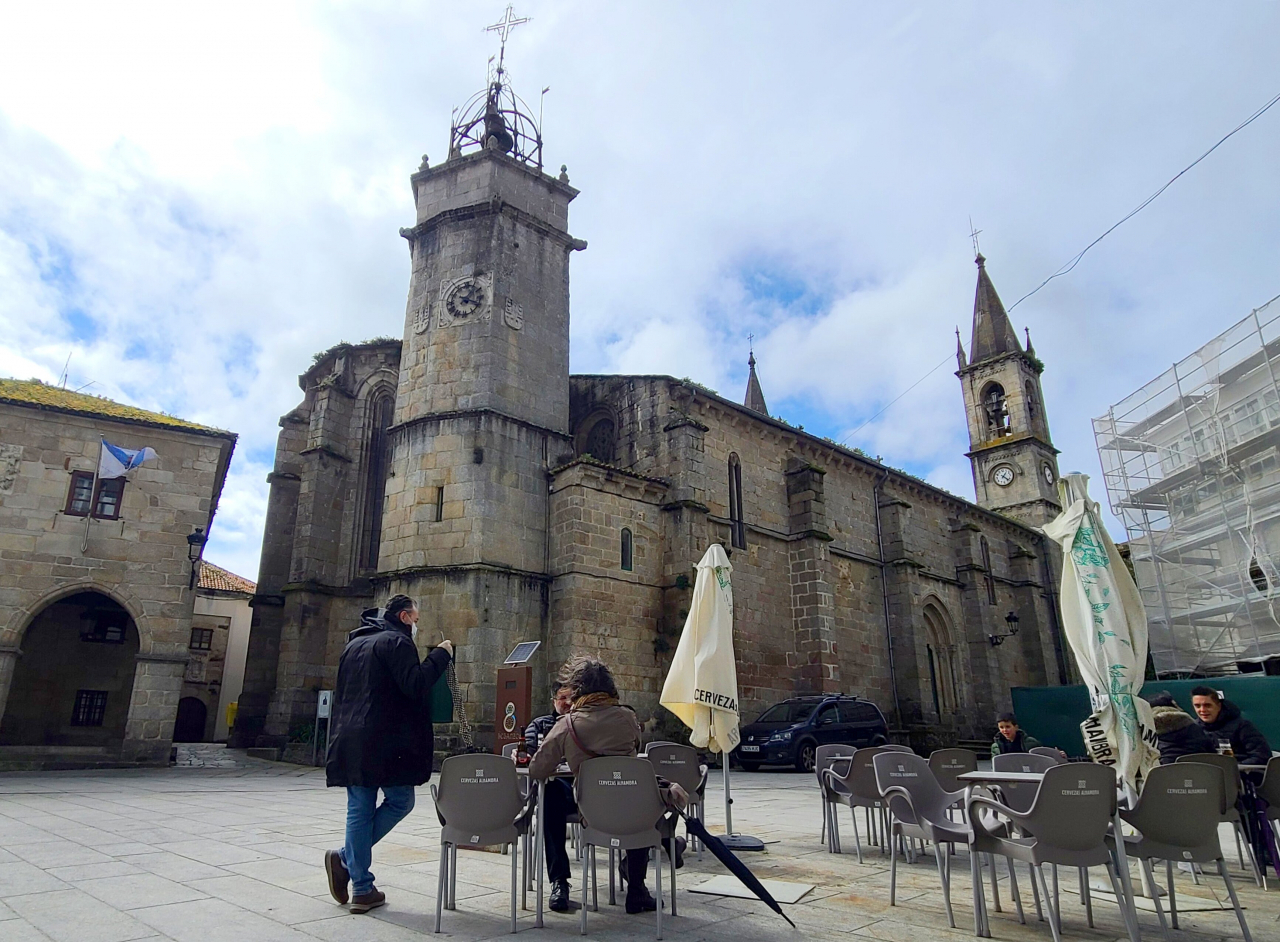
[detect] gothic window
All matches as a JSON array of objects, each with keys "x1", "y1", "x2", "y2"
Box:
[
  {"x1": 728, "y1": 453, "x2": 746, "y2": 549},
  {"x1": 1025, "y1": 380, "x2": 1038, "y2": 427},
  {"x1": 576, "y1": 411, "x2": 616, "y2": 463},
  {"x1": 358, "y1": 392, "x2": 395, "y2": 571},
  {"x1": 620, "y1": 527, "x2": 633, "y2": 571},
  {"x1": 584, "y1": 419, "x2": 616, "y2": 463},
  {"x1": 923, "y1": 603, "x2": 958, "y2": 717},
  {"x1": 982, "y1": 383, "x2": 1011, "y2": 437},
  {"x1": 980, "y1": 536, "x2": 997, "y2": 605}
]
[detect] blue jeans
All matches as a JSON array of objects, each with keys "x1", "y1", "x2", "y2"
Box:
[{"x1": 340, "y1": 785, "x2": 416, "y2": 895}]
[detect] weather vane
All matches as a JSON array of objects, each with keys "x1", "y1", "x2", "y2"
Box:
[{"x1": 486, "y1": 4, "x2": 530, "y2": 76}]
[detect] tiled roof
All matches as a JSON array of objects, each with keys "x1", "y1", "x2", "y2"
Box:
[
  {"x1": 0, "y1": 378, "x2": 235, "y2": 438},
  {"x1": 198, "y1": 560, "x2": 256, "y2": 595}
]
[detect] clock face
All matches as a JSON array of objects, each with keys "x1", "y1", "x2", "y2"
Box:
[
  {"x1": 993, "y1": 466, "x2": 1015, "y2": 487},
  {"x1": 446, "y1": 279, "x2": 484, "y2": 318},
  {"x1": 1042, "y1": 464, "x2": 1055, "y2": 486}
]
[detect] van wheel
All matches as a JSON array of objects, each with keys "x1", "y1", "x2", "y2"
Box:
[{"x1": 795, "y1": 741, "x2": 817, "y2": 773}]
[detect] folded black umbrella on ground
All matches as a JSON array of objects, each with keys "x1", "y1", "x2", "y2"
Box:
[{"x1": 681, "y1": 813, "x2": 796, "y2": 927}]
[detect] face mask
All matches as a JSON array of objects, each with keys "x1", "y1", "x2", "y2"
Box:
[{"x1": 411, "y1": 623, "x2": 420, "y2": 642}]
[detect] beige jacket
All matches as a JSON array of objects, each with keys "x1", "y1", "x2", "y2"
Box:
[{"x1": 528, "y1": 700, "x2": 641, "y2": 779}]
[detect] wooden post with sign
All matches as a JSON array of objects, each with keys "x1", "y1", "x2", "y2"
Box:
[{"x1": 494, "y1": 641, "x2": 541, "y2": 755}]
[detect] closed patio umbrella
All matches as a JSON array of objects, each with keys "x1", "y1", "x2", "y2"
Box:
[
  {"x1": 660, "y1": 544, "x2": 763, "y2": 850},
  {"x1": 1041, "y1": 473, "x2": 1160, "y2": 794}
]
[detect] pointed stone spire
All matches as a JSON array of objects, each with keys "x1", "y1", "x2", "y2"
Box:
[
  {"x1": 744, "y1": 351, "x2": 769, "y2": 416},
  {"x1": 1024, "y1": 326, "x2": 1036, "y2": 359},
  {"x1": 968, "y1": 253, "x2": 1023, "y2": 364},
  {"x1": 955, "y1": 327, "x2": 967, "y2": 370}
]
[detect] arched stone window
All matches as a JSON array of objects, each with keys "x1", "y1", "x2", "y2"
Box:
[
  {"x1": 575, "y1": 411, "x2": 616, "y2": 463},
  {"x1": 982, "y1": 382, "x2": 1011, "y2": 437},
  {"x1": 922, "y1": 602, "x2": 959, "y2": 717},
  {"x1": 358, "y1": 391, "x2": 395, "y2": 571},
  {"x1": 728, "y1": 453, "x2": 746, "y2": 549},
  {"x1": 980, "y1": 535, "x2": 997, "y2": 605},
  {"x1": 1025, "y1": 380, "x2": 1038, "y2": 427},
  {"x1": 620, "y1": 527, "x2": 633, "y2": 571}
]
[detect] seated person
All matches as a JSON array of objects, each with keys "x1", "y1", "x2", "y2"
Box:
[
  {"x1": 990, "y1": 712, "x2": 1042, "y2": 756},
  {"x1": 530, "y1": 655, "x2": 686, "y2": 916},
  {"x1": 1190, "y1": 686, "x2": 1272, "y2": 766},
  {"x1": 1147, "y1": 691, "x2": 1215, "y2": 764},
  {"x1": 523, "y1": 685, "x2": 578, "y2": 912}
]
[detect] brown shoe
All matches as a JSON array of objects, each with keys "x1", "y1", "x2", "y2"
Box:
[
  {"x1": 324, "y1": 850, "x2": 349, "y2": 904},
  {"x1": 349, "y1": 888, "x2": 386, "y2": 914}
]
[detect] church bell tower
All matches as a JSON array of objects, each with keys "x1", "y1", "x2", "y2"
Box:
[
  {"x1": 376, "y1": 16, "x2": 584, "y2": 721},
  {"x1": 956, "y1": 254, "x2": 1061, "y2": 526}
]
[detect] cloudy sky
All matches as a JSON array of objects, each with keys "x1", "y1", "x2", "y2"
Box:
[{"x1": 2, "y1": 2, "x2": 1278, "y2": 580}]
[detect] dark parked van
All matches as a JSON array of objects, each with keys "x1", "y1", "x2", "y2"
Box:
[{"x1": 734, "y1": 695, "x2": 889, "y2": 772}]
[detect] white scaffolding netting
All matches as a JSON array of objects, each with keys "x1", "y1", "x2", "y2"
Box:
[{"x1": 1094, "y1": 294, "x2": 1280, "y2": 676}]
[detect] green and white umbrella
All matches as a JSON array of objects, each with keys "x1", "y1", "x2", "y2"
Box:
[{"x1": 1042, "y1": 473, "x2": 1159, "y2": 794}]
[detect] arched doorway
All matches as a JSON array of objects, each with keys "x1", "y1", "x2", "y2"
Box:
[
  {"x1": 173, "y1": 698, "x2": 208, "y2": 743},
  {"x1": 0, "y1": 592, "x2": 139, "y2": 749}
]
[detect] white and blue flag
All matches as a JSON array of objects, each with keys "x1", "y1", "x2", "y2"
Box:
[{"x1": 98, "y1": 439, "x2": 158, "y2": 480}]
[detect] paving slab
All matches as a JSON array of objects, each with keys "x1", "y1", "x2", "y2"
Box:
[{"x1": 0, "y1": 762, "x2": 1275, "y2": 942}]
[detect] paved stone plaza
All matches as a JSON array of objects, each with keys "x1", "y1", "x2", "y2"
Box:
[{"x1": 0, "y1": 756, "x2": 1274, "y2": 942}]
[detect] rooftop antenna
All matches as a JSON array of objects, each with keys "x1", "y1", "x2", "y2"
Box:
[
  {"x1": 539, "y1": 85, "x2": 550, "y2": 137},
  {"x1": 59, "y1": 350, "x2": 73, "y2": 388},
  {"x1": 485, "y1": 4, "x2": 530, "y2": 79},
  {"x1": 969, "y1": 216, "x2": 983, "y2": 258}
]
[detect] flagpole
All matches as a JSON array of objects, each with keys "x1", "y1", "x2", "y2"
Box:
[{"x1": 81, "y1": 439, "x2": 102, "y2": 554}]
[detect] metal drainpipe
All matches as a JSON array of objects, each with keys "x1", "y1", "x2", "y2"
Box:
[{"x1": 874, "y1": 470, "x2": 902, "y2": 727}]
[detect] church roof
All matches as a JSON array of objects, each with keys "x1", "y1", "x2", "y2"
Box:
[
  {"x1": 743, "y1": 353, "x2": 769, "y2": 416},
  {"x1": 968, "y1": 254, "x2": 1023, "y2": 364},
  {"x1": 198, "y1": 560, "x2": 256, "y2": 595},
  {"x1": 0, "y1": 378, "x2": 235, "y2": 439}
]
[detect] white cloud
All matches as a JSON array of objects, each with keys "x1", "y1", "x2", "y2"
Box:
[{"x1": 3, "y1": 2, "x2": 1279, "y2": 578}]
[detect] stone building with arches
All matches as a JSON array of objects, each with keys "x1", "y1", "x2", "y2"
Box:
[
  {"x1": 234, "y1": 90, "x2": 1072, "y2": 752},
  {"x1": 0, "y1": 380, "x2": 236, "y2": 769}
]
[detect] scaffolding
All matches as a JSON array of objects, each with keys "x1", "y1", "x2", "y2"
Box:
[{"x1": 1094, "y1": 294, "x2": 1280, "y2": 676}]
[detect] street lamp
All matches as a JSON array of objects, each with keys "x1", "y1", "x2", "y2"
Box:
[
  {"x1": 187, "y1": 527, "x2": 208, "y2": 589},
  {"x1": 989, "y1": 610, "x2": 1020, "y2": 647}
]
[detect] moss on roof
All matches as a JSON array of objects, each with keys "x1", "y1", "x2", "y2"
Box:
[{"x1": 0, "y1": 378, "x2": 235, "y2": 439}]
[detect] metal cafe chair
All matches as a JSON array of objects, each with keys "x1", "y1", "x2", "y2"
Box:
[
  {"x1": 1177, "y1": 752, "x2": 1264, "y2": 885},
  {"x1": 822, "y1": 745, "x2": 896, "y2": 861},
  {"x1": 1029, "y1": 746, "x2": 1067, "y2": 763},
  {"x1": 1259, "y1": 756, "x2": 1280, "y2": 886},
  {"x1": 968, "y1": 763, "x2": 1135, "y2": 942},
  {"x1": 431, "y1": 754, "x2": 525, "y2": 934},
  {"x1": 644, "y1": 743, "x2": 707, "y2": 858},
  {"x1": 815, "y1": 744, "x2": 857, "y2": 844},
  {"x1": 574, "y1": 756, "x2": 674, "y2": 939},
  {"x1": 873, "y1": 751, "x2": 973, "y2": 928},
  {"x1": 1109, "y1": 762, "x2": 1253, "y2": 942}
]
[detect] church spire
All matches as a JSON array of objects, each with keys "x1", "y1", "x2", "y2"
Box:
[
  {"x1": 744, "y1": 350, "x2": 769, "y2": 416},
  {"x1": 1024, "y1": 326, "x2": 1036, "y2": 359},
  {"x1": 968, "y1": 253, "x2": 1023, "y2": 364},
  {"x1": 955, "y1": 327, "x2": 967, "y2": 370}
]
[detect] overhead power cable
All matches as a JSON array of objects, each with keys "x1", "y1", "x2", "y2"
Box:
[
  {"x1": 840, "y1": 348, "x2": 955, "y2": 446},
  {"x1": 1009, "y1": 88, "x2": 1280, "y2": 311}
]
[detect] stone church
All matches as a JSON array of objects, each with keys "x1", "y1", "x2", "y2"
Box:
[{"x1": 233, "y1": 68, "x2": 1070, "y2": 754}]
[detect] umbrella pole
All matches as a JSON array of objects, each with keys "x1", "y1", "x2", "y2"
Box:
[{"x1": 719, "y1": 751, "x2": 765, "y2": 851}]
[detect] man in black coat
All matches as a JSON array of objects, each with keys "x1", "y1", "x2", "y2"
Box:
[
  {"x1": 323, "y1": 595, "x2": 454, "y2": 913},
  {"x1": 1190, "y1": 686, "x2": 1272, "y2": 766}
]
